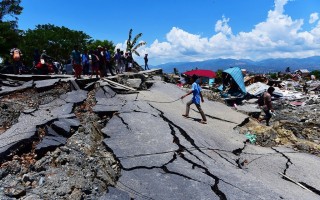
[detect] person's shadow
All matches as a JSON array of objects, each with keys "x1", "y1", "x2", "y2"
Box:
[{"x1": 185, "y1": 116, "x2": 202, "y2": 123}]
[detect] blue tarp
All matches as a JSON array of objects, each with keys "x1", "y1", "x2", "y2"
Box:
[{"x1": 223, "y1": 67, "x2": 246, "y2": 94}]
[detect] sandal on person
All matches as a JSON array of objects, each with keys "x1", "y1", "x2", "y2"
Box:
[
  {"x1": 182, "y1": 114, "x2": 189, "y2": 118},
  {"x1": 200, "y1": 120, "x2": 207, "y2": 124}
]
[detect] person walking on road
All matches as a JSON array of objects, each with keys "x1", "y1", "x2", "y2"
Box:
[{"x1": 181, "y1": 74, "x2": 207, "y2": 124}]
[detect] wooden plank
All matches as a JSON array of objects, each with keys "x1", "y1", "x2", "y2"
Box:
[
  {"x1": 102, "y1": 78, "x2": 136, "y2": 91},
  {"x1": 278, "y1": 172, "x2": 313, "y2": 192},
  {"x1": 70, "y1": 79, "x2": 80, "y2": 90}
]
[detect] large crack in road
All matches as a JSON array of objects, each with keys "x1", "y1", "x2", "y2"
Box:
[
  {"x1": 114, "y1": 102, "x2": 261, "y2": 199},
  {"x1": 271, "y1": 147, "x2": 320, "y2": 197},
  {"x1": 271, "y1": 147, "x2": 292, "y2": 175}
]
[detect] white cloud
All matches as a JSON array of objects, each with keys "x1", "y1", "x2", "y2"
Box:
[
  {"x1": 125, "y1": 0, "x2": 320, "y2": 65},
  {"x1": 309, "y1": 12, "x2": 319, "y2": 24},
  {"x1": 215, "y1": 16, "x2": 232, "y2": 35}
]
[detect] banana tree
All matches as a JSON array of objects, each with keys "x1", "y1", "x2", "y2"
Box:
[{"x1": 126, "y1": 28, "x2": 146, "y2": 56}]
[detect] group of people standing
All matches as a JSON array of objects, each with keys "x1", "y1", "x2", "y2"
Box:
[
  {"x1": 8, "y1": 45, "x2": 146, "y2": 78},
  {"x1": 72, "y1": 46, "x2": 135, "y2": 79}
]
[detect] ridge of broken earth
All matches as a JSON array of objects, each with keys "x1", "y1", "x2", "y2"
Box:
[
  {"x1": 35, "y1": 117, "x2": 80, "y2": 157},
  {"x1": 238, "y1": 119, "x2": 320, "y2": 156},
  {"x1": 1, "y1": 79, "x2": 24, "y2": 87},
  {"x1": 0, "y1": 73, "x2": 73, "y2": 82},
  {"x1": 0, "y1": 82, "x2": 70, "y2": 131},
  {"x1": 34, "y1": 79, "x2": 61, "y2": 92},
  {"x1": 0, "y1": 115, "x2": 80, "y2": 165},
  {"x1": 74, "y1": 78, "x2": 99, "y2": 89},
  {"x1": 0, "y1": 82, "x2": 84, "y2": 163},
  {"x1": 0, "y1": 80, "x2": 34, "y2": 97},
  {"x1": 0, "y1": 84, "x2": 120, "y2": 199}
]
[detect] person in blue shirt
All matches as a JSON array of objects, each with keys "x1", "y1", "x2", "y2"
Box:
[
  {"x1": 105, "y1": 48, "x2": 115, "y2": 76},
  {"x1": 181, "y1": 74, "x2": 207, "y2": 124}
]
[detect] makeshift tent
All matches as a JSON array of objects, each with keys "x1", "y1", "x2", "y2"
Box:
[
  {"x1": 183, "y1": 69, "x2": 216, "y2": 78},
  {"x1": 222, "y1": 67, "x2": 246, "y2": 94}
]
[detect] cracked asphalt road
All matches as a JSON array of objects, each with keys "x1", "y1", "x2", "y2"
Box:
[{"x1": 100, "y1": 80, "x2": 320, "y2": 200}]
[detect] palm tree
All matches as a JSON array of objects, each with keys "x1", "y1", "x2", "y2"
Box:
[{"x1": 126, "y1": 28, "x2": 146, "y2": 56}]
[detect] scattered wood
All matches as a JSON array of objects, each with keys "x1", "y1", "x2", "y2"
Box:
[{"x1": 102, "y1": 78, "x2": 136, "y2": 91}]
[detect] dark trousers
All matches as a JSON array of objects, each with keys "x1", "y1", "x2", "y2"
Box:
[
  {"x1": 12, "y1": 61, "x2": 22, "y2": 74},
  {"x1": 99, "y1": 63, "x2": 107, "y2": 77},
  {"x1": 106, "y1": 61, "x2": 115, "y2": 76},
  {"x1": 83, "y1": 63, "x2": 90, "y2": 75},
  {"x1": 263, "y1": 109, "x2": 272, "y2": 126},
  {"x1": 145, "y1": 63, "x2": 150, "y2": 70},
  {"x1": 185, "y1": 100, "x2": 207, "y2": 121}
]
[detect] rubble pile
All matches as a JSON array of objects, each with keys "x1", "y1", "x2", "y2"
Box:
[{"x1": 238, "y1": 86, "x2": 320, "y2": 156}]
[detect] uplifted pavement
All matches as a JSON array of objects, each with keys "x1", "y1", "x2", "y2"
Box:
[{"x1": 100, "y1": 80, "x2": 320, "y2": 200}]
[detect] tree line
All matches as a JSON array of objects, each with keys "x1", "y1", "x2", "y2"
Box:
[{"x1": 0, "y1": 0, "x2": 145, "y2": 67}]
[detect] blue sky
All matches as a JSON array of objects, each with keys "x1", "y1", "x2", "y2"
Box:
[{"x1": 18, "y1": 0, "x2": 320, "y2": 66}]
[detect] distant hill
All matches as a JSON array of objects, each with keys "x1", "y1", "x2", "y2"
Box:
[{"x1": 155, "y1": 56, "x2": 320, "y2": 74}]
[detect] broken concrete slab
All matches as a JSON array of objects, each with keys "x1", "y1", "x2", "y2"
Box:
[
  {"x1": 51, "y1": 121, "x2": 72, "y2": 137},
  {"x1": 0, "y1": 126, "x2": 36, "y2": 158},
  {"x1": 92, "y1": 105, "x2": 122, "y2": 114},
  {"x1": 100, "y1": 187, "x2": 131, "y2": 200},
  {"x1": 0, "y1": 98, "x2": 74, "y2": 159},
  {"x1": 95, "y1": 87, "x2": 116, "y2": 100},
  {"x1": 35, "y1": 135, "x2": 67, "y2": 155},
  {"x1": 34, "y1": 79, "x2": 60, "y2": 90},
  {"x1": 35, "y1": 102, "x2": 74, "y2": 123},
  {"x1": 58, "y1": 118, "x2": 80, "y2": 128},
  {"x1": 95, "y1": 96, "x2": 125, "y2": 106},
  {"x1": 126, "y1": 78, "x2": 142, "y2": 89},
  {"x1": 101, "y1": 115, "x2": 131, "y2": 138},
  {"x1": 51, "y1": 116, "x2": 80, "y2": 137},
  {"x1": 0, "y1": 80, "x2": 34, "y2": 96},
  {"x1": 60, "y1": 90, "x2": 87, "y2": 104}
]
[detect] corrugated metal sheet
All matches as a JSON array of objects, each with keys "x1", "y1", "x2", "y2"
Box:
[
  {"x1": 295, "y1": 69, "x2": 310, "y2": 73},
  {"x1": 223, "y1": 67, "x2": 246, "y2": 94},
  {"x1": 246, "y1": 82, "x2": 283, "y2": 97}
]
